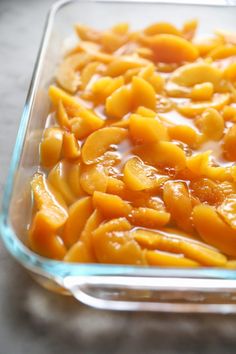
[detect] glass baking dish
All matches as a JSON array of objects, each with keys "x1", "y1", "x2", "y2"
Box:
[{"x1": 2, "y1": 0, "x2": 236, "y2": 312}]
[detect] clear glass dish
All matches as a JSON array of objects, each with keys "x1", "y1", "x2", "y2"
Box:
[{"x1": 1, "y1": 0, "x2": 236, "y2": 312}]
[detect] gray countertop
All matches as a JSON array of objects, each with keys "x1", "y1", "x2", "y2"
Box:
[{"x1": 1, "y1": 1, "x2": 236, "y2": 353}]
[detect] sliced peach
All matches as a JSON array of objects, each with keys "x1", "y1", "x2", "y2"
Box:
[
  {"x1": 194, "y1": 36, "x2": 224, "y2": 57},
  {"x1": 72, "y1": 41, "x2": 113, "y2": 64},
  {"x1": 64, "y1": 241, "x2": 96, "y2": 263},
  {"x1": 223, "y1": 125, "x2": 236, "y2": 161},
  {"x1": 80, "y1": 164, "x2": 108, "y2": 195},
  {"x1": 222, "y1": 105, "x2": 236, "y2": 121},
  {"x1": 169, "y1": 62, "x2": 222, "y2": 88},
  {"x1": 82, "y1": 127, "x2": 128, "y2": 164},
  {"x1": 80, "y1": 61, "x2": 102, "y2": 89},
  {"x1": 146, "y1": 34, "x2": 199, "y2": 63},
  {"x1": 224, "y1": 62, "x2": 236, "y2": 81},
  {"x1": 193, "y1": 204, "x2": 236, "y2": 257},
  {"x1": 196, "y1": 108, "x2": 224, "y2": 141},
  {"x1": 93, "y1": 191, "x2": 132, "y2": 218},
  {"x1": 177, "y1": 93, "x2": 230, "y2": 118},
  {"x1": 144, "y1": 22, "x2": 180, "y2": 36},
  {"x1": 47, "y1": 161, "x2": 77, "y2": 206},
  {"x1": 163, "y1": 181, "x2": 193, "y2": 233},
  {"x1": 191, "y1": 178, "x2": 224, "y2": 206},
  {"x1": 101, "y1": 30, "x2": 128, "y2": 53},
  {"x1": 168, "y1": 125, "x2": 198, "y2": 148},
  {"x1": 133, "y1": 229, "x2": 226, "y2": 266},
  {"x1": 182, "y1": 19, "x2": 198, "y2": 40},
  {"x1": 186, "y1": 151, "x2": 231, "y2": 181},
  {"x1": 138, "y1": 64, "x2": 165, "y2": 93},
  {"x1": 31, "y1": 173, "x2": 68, "y2": 230},
  {"x1": 62, "y1": 197, "x2": 93, "y2": 247},
  {"x1": 106, "y1": 85, "x2": 132, "y2": 119},
  {"x1": 75, "y1": 23, "x2": 101, "y2": 42},
  {"x1": 56, "y1": 101, "x2": 70, "y2": 129},
  {"x1": 40, "y1": 128, "x2": 63, "y2": 168},
  {"x1": 129, "y1": 114, "x2": 168, "y2": 144},
  {"x1": 29, "y1": 211, "x2": 66, "y2": 260},
  {"x1": 129, "y1": 207, "x2": 170, "y2": 228},
  {"x1": 92, "y1": 218, "x2": 145, "y2": 265},
  {"x1": 131, "y1": 76, "x2": 156, "y2": 111},
  {"x1": 123, "y1": 157, "x2": 167, "y2": 191},
  {"x1": 92, "y1": 76, "x2": 124, "y2": 102},
  {"x1": 146, "y1": 250, "x2": 199, "y2": 267},
  {"x1": 49, "y1": 85, "x2": 83, "y2": 114},
  {"x1": 67, "y1": 162, "x2": 84, "y2": 197},
  {"x1": 134, "y1": 141, "x2": 186, "y2": 171},
  {"x1": 136, "y1": 106, "x2": 156, "y2": 118},
  {"x1": 190, "y1": 82, "x2": 214, "y2": 101},
  {"x1": 56, "y1": 53, "x2": 91, "y2": 93},
  {"x1": 106, "y1": 55, "x2": 149, "y2": 77},
  {"x1": 209, "y1": 44, "x2": 236, "y2": 60},
  {"x1": 218, "y1": 195, "x2": 236, "y2": 229},
  {"x1": 62, "y1": 132, "x2": 80, "y2": 160},
  {"x1": 65, "y1": 210, "x2": 103, "y2": 263},
  {"x1": 107, "y1": 177, "x2": 126, "y2": 196},
  {"x1": 69, "y1": 113, "x2": 104, "y2": 141}
]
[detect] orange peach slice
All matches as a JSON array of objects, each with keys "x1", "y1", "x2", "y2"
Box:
[
  {"x1": 196, "y1": 108, "x2": 224, "y2": 141},
  {"x1": 29, "y1": 211, "x2": 66, "y2": 260},
  {"x1": 131, "y1": 76, "x2": 156, "y2": 111},
  {"x1": 223, "y1": 125, "x2": 236, "y2": 161},
  {"x1": 134, "y1": 141, "x2": 186, "y2": 171},
  {"x1": 146, "y1": 250, "x2": 199, "y2": 267},
  {"x1": 56, "y1": 53, "x2": 91, "y2": 93},
  {"x1": 62, "y1": 132, "x2": 81, "y2": 160},
  {"x1": 82, "y1": 127, "x2": 128, "y2": 164},
  {"x1": 106, "y1": 55, "x2": 149, "y2": 77},
  {"x1": 163, "y1": 181, "x2": 193, "y2": 233},
  {"x1": 80, "y1": 164, "x2": 108, "y2": 195},
  {"x1": 129, "y1": 114, "x2": 168, "y2": 144},
  {"x1": 62, "y1": 197, "x2": 93, "y2": 247},
  {"x1": 168, "y1": 125, "x2": 198, "y2": 148},
  {"x1": 40, "y1": 128, "x2": 63, "y2": 168},
  {"x1": 123, "y1": 157, "x2": 167, "y2": 191},
  {"x1": 106, "y1": 85, "x2": 132, "y2": 119},
  {"x1": 92, "y1": 76, "x2": 124, "y2": 102},
  {"x1": 218, "y1": 195, "x2": 236, "y2": 229},
  {"x1": 129, "y1": 207, "x2": 170, "y2": 228},
  {"x1": 93, "y1": 191, "x2": 132, "y2": 218},
  {"x1": 47, "y1": 161, "x2": 77, "y2": 206},
  {"x1": 144, "y1": 22, "x2": 181, "y2": 36},
  {"x1": 193, "y1": 204, "x2": 236, "y2": 257},
  {"x1": 146, "y1": 34, "x2": 199, "y2": 63},
  {"x1": 56, "y1": 101, "x2": 70, "y2": 129},
  {"x1": 31, "y1": 173, "x2": 68, "y2": 230}
]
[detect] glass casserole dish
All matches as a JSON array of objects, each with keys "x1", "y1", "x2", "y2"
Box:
[{"x1": 2, "y1": 0, "x2": 236, "y2": 312}]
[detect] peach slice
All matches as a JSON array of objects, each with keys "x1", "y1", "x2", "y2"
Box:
[
  {"x1": 69, "y1": 109, "x2": 104, "y2": 140},
  {"x1": 75, "y1": 23, "x2": 101, "y2": 42},
  {"x1": 56, "y1": 101, "x2": 70, "y2": 129},
  {"x1": 62, "y1": 132, "x2": 81, "y2": 160},
  {"x1": 40, "y1": 128, "x2": 63, "y2": 168},
  {"x1": 92, "y1": 218, "x2": 145, "y2": 265},
  {"x1": 208, "y1": 44, "x2": 236, "y2": 60},
  {"x1": 92, "y1": 76, "x2": 124, "y2": 102},
  {"x1": 106, "y1": 85, "x2": 132, "y2": 119},
  {"x1": 56, "y1": 53, "x2": 91, "y2": 93},
  {"x1": 129, "y1": 207, "x2": 170, "y2": 228},
  {"x1": 196, "y1": 108, "x2": 224, "y2": 141},
  {"x1": 29, "y1": 211, "x2": 66, "y2": 260},
  {"x1": 182, "y1": 19, "x2": 198, "y2": 41},
  {"x1": 146, "y1": 250, "x2": 199, "y2": 267},
  {"x1": 144, "y1": 22, "x2": 181, "y2": 36},
  {"x1": 123, "y1": 156, "x2": 168, "y2": 191},
  {"x1": 163, "y1": 181, "x2": 193, "y2": 233},
  {"x1": 80, "y1": 164, "x2": 108, "y2": 195},
  {"x1": 62, "y1": 197, "x2": 93, "y2": 247},
  {"x1": 129, "y1": 114, "x2": 168, "y2": 144},
  {"x1": 93, "y1": 191, "x2": 132, "y2": 218},
  {"x1": 106, "y1": 55, "x2": 149, "y2": 77},
  {"x1": 146, "y1": 34, "x2": 199, "y2": 63},
  {"x1": 82, "y1": 127, "x2": 128, "y2": 164},
  {"x1": 193, "y1": 204, "x2": 236, "y2": 257},
  {"x1": 177, "y1": 93, "x2": 230, "y2": 118},
  {"x1": 190, "y1": 82, "x2": 214, "y2": 101},
  {"x1": 31, "y1": 173, "x2": 68, "y2": 231},
  {"x1": 218, "y1": 195, "x2": 236, "y2": 229},
  {"x1": 134, "y1": 141, "x2": 186, "y2": 171},
  {"x1": 223, "y1": 124, "x2": 236, "y2": 161},
  {"x1": 133, "y1": 229, "x2": 226, "y2": 266},
  {"x1": 168, "y1": 125, "x2": 198, "y2": 148},
  {"x1": 131, "y1": 76, "x2": 157, "y2": 111},
  {"x1": 47, "y1": 161, "x2": 77, "y2": 206},
  {"x1": 67, "y1": 162, "x2": 84, "y2": 197}
]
